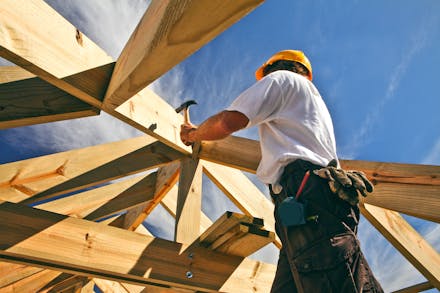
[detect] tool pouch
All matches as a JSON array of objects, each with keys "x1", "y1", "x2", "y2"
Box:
[{"x1": 278, "y1": 196, "x2": 307, "y2": 226}]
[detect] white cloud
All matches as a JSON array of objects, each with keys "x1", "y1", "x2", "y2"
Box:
[
  {"x1": 343, "y1": 20, "x2": 430, "y2": 158},
  {"x1": 422, "y1": 137, "x2": 440, "y2": 165},
  {"x1": 44, "y1": 0, "x2": 150, "y2": 59}
]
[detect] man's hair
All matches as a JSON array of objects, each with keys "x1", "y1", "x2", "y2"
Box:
[{"x1": 263, "y1": 60, "x2": 310, "y2": 78}]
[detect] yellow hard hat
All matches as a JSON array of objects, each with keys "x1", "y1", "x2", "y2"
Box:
[{"x1": 255, "y1": 50, "x2": 313, "y2": 81}]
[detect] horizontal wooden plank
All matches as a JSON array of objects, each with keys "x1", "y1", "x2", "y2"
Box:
[
  {"x1": 104, "y1": 0, "x2": 264, "y2": 109},
  {"x1": 360, "y1": 203, "x2": 440, "y2": 288},
  {"x1": 200, "y1": 137, "x2": 440, "y2": 224},
  {"x1": 363, "y1": 182, "x2": 440, "y2": 223},
  {"x1": 340, "y1": 160, "x2": 440, "y2": 186},
  {"x1": 0, "y1": 71, "x2": 98, "y2": 129},
  {"x1": 0, "y1": 202, "x2": 275, "y2": 292}
]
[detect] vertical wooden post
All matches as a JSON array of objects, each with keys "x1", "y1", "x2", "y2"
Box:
[{"x1": 175, "y1": 157, "x2": 203, "y2": 244}]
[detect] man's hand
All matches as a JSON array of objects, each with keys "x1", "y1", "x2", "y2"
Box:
[
  {"x1": 313, "y1": 160, "x2": 374, "y2": 206},
  {"x1": 180, "y1": 123, "x2": 197, "y2": 146}
]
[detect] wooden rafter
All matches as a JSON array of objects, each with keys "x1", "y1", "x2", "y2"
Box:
[
  {"x1": 36, "y1": 172, "x2": 157, "y2": 221},
  {"x1": 0, "y1": 66, "x2": 98, "y2": 129},
  {"x1": 200, "y1": 136, "x2": 440, "y2": 219},
  {"x1": 119, "y1": 161, "x2": 181, "y2": 231},
  {"x1": 0, "y1": 0, "x2": 113, "y2": 107},
  {"x1": 0, "y1": 0, "x2": 439, "y2": 291},
  {"x1": 360, "y1": 203, "x2": 440, "y2": 287},
  {"x1": 0, "y1": 201, "x2": 275, "y2": 292},
  {"x1": 0, "y1": 136, "x2": 183, "y2": 204},
  {"x1": 103, "y1": 0, "x2": 264, "y2": 110}
]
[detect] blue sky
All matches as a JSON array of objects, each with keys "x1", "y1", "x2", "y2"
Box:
[{"x1": 1, "y1": 0, "x2": 439, "y2": 292}]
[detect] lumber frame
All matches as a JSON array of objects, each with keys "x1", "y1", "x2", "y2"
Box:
[
  {"x1": 0, "y1": 201, "x2": 275, "y2": 292},
  {"x1": 200, "y1": 136, "x2": 440, "y2": 220},
  {"x1": 103, "y1": 0, "x2": 264, "y2": 109},
  {"x1": 360, "y1": 203, "x2": 440, "y2": 288},
  {"x1": 0, "y1": 136, "x2": 183, "y2": 204},
  {"x1": 0, "y1": 0, "x2": 439, "y2": 291},
  {"x1": 0, "y1": 0, "x2": 113, "y2": 107}
]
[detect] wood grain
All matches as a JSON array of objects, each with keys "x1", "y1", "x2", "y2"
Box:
[
  {"x1": 360, "y1": 203, "x2": 440, "y2": 288},
  {"x1": 0, "y1": 201, "x2": 275, "y2": 292},
  {"x1": 104, "y1": 0, "x2": 264, "y2": 109}
]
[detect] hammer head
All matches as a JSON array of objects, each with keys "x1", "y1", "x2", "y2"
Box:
[{"x1": 175, "y1": 100, "x2": 197, "y2": 113}]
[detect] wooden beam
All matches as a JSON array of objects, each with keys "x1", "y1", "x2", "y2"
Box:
[
  {"x1": 35, "y1": 173, "x2": 157, "y2": 221},
  {"x1": 199, "y1": 212, "x2": 263, "y2": 245},
  {"x1": 362, "y1": 182, "x2": 440, "y2": 223},
  {"x1": 0, "y1": 262, "x2": 42, "y2": 288},
  {"x1": 199, "y1": 212, "x2": 274, "y2": 257},
  {"x1": 175, "y1": 158, "x2": 203, "y2": 244},
  {"x1": 0, "y1": 136, "x2": 183, "y2": 204},
  {"x1": 120, "y1": 161, "x2": 181, "y2": 231},
  {"x1": 200, "y1": 136, "x2": 260, "y2": 173},
  {"x1": 38, "y1": 274, "x2": 89, "y2": 293},
  {"x1": 104, "y1": 0, "x2": 264, "y2": 110},
  {"x1": 112, "y1": 87, "x2": 192, "y2": 153},
  {"x1": 161, "y1": 185, "x2": 212, "y2": 234},
  {"x1": 340, "y1": 160, "x2": 440, "y2": 186},
  {"x1": 0, "y1": 202, "x2": 275, "y2": 292},
  {"x1": 360, "y1": 203, "x2": 440, "y2": 288},
  {"x1": 1, "y1": 0, "x2": 194, "y2": 153},
  {"x1": 0, "y1": 175, "x2": 159, "y2": 293},
  {"x1": 0, "y1": 268, "x2": 61, "y2": 292},
  {"x1": 0, "y1": 0, "x2": 114, "y2": 107},
  {"x1": 200, "y1": 136, "x2": 440, "y2": 221},
  {"x1": 0, "y1": 66, "x2": 35, "y2": 83},
  {"x1": 0, "y1": 69, "x2": 98, "y2": 129},
  {"x1": 202, "y1": 160, "x2": 281, "y2": 248},
  {"x1": 392, "y1": 281, "x2": 434, "y2": 293}
]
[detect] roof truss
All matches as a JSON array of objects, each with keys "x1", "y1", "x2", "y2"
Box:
[{"x1": 0, "y1": 0, "x2": 438, "y2": 292}]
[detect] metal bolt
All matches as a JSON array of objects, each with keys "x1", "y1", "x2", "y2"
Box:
[
  {"x1": 186, "y1": 271, "x2": 193, "y2": 279},
  {"x1": 188, "y1": 252, "x2": 194, "y2": 259}
]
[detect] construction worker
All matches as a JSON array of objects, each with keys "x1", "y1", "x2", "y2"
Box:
[{"x1": 180, "y1": 50, "x2": 383, "y2": 292}]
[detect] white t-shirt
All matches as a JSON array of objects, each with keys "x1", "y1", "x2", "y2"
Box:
[{"x1": 226, "y1": 70, "x2": 338, "y2": 191}]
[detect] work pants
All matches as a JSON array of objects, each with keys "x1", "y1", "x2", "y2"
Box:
[{"x1": 270, "y1": 159, "x2": 383, "y2": 293}]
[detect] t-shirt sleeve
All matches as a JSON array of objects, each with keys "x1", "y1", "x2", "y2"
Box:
[{"x1": 226, "y1": 75, "x2": 284, "y2": 128}]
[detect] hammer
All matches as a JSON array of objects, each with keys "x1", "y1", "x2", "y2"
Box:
[{"x1": 175, "y1": 100, "x2": 197, "y2": 124}]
